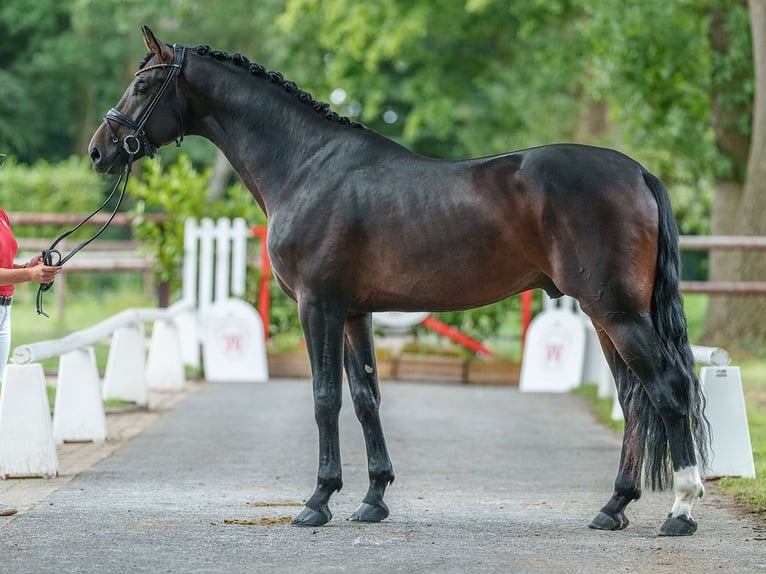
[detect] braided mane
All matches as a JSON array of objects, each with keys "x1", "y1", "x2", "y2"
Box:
[{"x1": 138, "y1": 46, "x2": 364, "y2": 129}]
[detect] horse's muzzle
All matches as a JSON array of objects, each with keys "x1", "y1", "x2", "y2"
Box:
[{"x1": 88, "y1": 142, "x2": 124, "y2": 175}]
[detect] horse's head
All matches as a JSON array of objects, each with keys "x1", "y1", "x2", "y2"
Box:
[{"x1": 89, "y1": 26, "x2": 187, "y2": 175}]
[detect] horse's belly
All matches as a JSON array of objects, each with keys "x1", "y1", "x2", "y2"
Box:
[{"x1": 353, "y1": 254, "x2": 540, "y2": 312}]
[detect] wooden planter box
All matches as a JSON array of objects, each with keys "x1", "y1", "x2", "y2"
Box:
[
  {"x1": 267, "y1": 349, "x2": 312, "y2": 378},
  {"x1": 396, "y1": 353, "x2": 465, "y2": 383},
  {"x1": 466, "y1": 360, "x2": 520, "y2": 386},
  {"x1": 266, "y1": 350, "x2": 518, "y2": 385},
  {"x1": 267, "y1": 350, "x2": 397, "y2": 380},
  {"x1": 374, "y1": 356, "x2": 397, "y2": 380}
]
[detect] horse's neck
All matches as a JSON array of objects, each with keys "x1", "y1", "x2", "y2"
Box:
[{"x1": 185, "y1": 61, "x2": 343, "y2": 214}]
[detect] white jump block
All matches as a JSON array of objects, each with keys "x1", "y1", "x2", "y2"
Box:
[
  {"x1": 701, "y1": 366, "x2": 756, "y2": 478},
  {"x1": 103, "y1": 322, "x2": 148, "y2": 406},
  {"x1": 175, "y1": 308, "x2": 200, "y2": 370},
  {"x1": 0, "y1": 364, "x2": 58, "y2": 477},
  {"x1": 580, "y1": 320, "x2": 616, "y2": 399},
  {"x1": 611, "y1": 393, "x2": 624, "y2": 421},
  {"x1": 201, "y1": 298, "x2": 268, "y2": 383},
  {"x1": 53, "y1": 347, "x2": 106, "y2": 444},
  {"x1": 520, "y1": 306, "x2": 586, "y2": 393},
  {"x1": 146, "y1": 319, "x2": 186, "y2": 391}
]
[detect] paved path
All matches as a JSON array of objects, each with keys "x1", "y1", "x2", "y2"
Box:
[{"x1": 0, "y1": 380, "x2": 763, "y2": 573}]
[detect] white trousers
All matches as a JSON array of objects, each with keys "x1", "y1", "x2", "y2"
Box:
[{"x1": 0, "y1": 306, "x2": 11, "y2": 381}]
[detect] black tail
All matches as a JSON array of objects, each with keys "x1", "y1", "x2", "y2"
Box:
[{"x1": 634, "y1": 169, "x2": 710, "y2": 490}]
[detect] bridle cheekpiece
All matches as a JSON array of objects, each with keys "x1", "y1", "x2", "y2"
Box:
[{"x1": 103, "y1": 43, "x2": 186, "y2": 159}]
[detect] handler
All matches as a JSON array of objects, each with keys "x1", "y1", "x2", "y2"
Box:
[{"x1": 0, "y1": 153, "x2": 62, "y2": 515}]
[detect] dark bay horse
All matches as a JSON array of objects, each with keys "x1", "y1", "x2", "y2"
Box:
[{"x1": 89, "y1": 26, "x2": 709, "y2": 536}]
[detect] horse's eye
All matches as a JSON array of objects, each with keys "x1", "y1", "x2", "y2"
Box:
[{"x1": 135, "y1": 82, "x2": 149, "y2": 95}]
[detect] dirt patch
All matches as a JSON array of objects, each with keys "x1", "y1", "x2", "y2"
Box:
[{"x1": 223, "y1": 516, "x2": 293, "y2": 526}]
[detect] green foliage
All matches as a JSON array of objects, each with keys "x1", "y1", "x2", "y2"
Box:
[
  {"x1": 129, "y1": 154, "x2": 304, "y2": 337},
  {"x1": 0, "y1": 155, "x2": 108, "y2": 237},
  {"x1": 278, "y1": 0, "x2": 586, "y2": 158},
  {"x1": 129, "y1": 154, "x2": 264, "y2": 292},
  {"x1": 578, "y1": 0, "x2": 715, "y2": 178}
]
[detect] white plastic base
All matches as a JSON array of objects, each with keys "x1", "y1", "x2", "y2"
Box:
[
  {"x1": 175, "y1": 308, "x2": 200, "y2": 370},
  {"x1": 146, "y1": 319, "x2": 185, "y2": 391},
  {"x1": 53, "y1": 347, "x2": 106, "y2": 444},
  {"x1": 0, "y1": 364, "x2": 58, "y2": 477},
  {"x1": 701, "y1": 366, "x2": 756, "y2": 478},
  {"x1": 103, "y1": 322, "x2": 148, "y2": 406}
]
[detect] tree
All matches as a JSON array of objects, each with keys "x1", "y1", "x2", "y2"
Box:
[
  {"x1": 701, "y1": 1, "x2": 758, "y2": 344},
  {"x1": 704, "y1": 0, "x2": 766, "y2": 346},
  {"x1": 277, "y1": 0, "x2": 589, "y2": 158}
]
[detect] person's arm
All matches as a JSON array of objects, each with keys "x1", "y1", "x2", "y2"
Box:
[{"x1": 0, "y1": 255, "x2": 61, "y2": 287}]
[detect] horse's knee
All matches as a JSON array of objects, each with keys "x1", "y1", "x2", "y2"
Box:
[
  {"x1": 350, "y1": 385, "x2": 379, "y2": 423},
  {"x1": 314, "y1": 392, "x2": 341, "y2": 424}
]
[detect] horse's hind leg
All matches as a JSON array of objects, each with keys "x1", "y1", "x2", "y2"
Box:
[
  {"x1": 343, "y1": 313, "x2": 395, "y2": 522},
  {"x1": 589, "y1": 330, "x2": 642, "y2": 531},
  {"x1": 598, "y1": 313, "x2": 704, "y2": 536}
]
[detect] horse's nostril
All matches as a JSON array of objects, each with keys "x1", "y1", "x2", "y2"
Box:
[{"x1": 89, "y1": 146, "x2": 101, "y2": 164}]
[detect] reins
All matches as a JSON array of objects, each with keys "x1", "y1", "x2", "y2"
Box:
[{"x1": 36, "y1": 44, "x2": 186, "y2": 317}]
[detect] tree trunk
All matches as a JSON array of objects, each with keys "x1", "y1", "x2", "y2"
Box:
[
  {"x1": 207, "y1": 150, "x2": 234, "y2": 201},
  {"x1": 723, "y1": 0, "x2": 766, "y2": 344},
  {"x1": 702, "y1": 179, "x2": 743, "y2": 341},
  {"x1": 703, "y1": 1, "x2": 766, "y2": 346}
]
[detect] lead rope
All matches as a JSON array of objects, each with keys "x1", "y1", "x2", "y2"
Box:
[
  {"x1": 36, "y1": 45, "x2": 186, "y2": 317},
  {"x1": 36, "y1": 158, "x2": 132, "y2": 317}
]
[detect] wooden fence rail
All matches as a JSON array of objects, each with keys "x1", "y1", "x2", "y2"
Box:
[
  {"x1": 677, "y1": 235, "x2": 766, "y2": 295},
  {"x1": 8, "y1": 213, "x2": 766, "y2": 296}
]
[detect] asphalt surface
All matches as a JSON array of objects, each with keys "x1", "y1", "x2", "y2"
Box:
[{"x1": 0, "y1": 379, "x2": 763, "y2": 573}]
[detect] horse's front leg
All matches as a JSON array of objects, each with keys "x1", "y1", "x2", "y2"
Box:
[
  {"x1": 343, "y1": 313, "x2": 395, "y2": 522},
  {"x1": 292, "y1": 296, "x2": 347, "y2": 527}
]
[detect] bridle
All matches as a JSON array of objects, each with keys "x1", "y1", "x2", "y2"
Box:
[
  {"x1": 36, "y1": 44, "x2": 186, "y2": 317},
  {"x1": 103, "y1": 43, "x2": 186, "y2": 159}
]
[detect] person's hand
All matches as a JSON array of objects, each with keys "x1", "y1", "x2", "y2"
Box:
[
  {"x1": 27, "y1": 254, "x2": 44, "y2": 267},
  {"x1": 27, "y1": 261, "x2": 62, "y2": 284}
]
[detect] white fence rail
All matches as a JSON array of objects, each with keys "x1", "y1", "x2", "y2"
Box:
[{"x1": 12, "y1": 299, "x2": 193, "y2": 365}]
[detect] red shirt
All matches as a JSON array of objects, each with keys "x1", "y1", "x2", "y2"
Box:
[{"x1": 0, "y1": 209, "x2": 18, "y2": 296}]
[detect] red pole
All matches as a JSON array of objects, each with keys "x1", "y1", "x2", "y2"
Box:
[
  {"x1": 521, "y1": 290, "x2": 533, "y2": 347},
  {"x1": 251, "y1": 226, "x2": 271, "y2": 340},
  {"x1": 420, "y1": 315, "x2": 493, "y2": 356}
]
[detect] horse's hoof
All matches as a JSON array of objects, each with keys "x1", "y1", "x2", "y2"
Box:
[
  {"x1": 292, "y1": 505, "x2": 331, "y2": 527},
  {"x1": 350, "y1": 501, "x2": 389, "y2": 523},
  {"x1": 659, "y1": 513, "x2": 697, "y2": 536},
  {"x1": 589, "y1": 511, "x2": 629, "y2": 531}
]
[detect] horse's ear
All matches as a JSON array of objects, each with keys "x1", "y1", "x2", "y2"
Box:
[{"x1": 142, "y1": 25, "x2": 173, "y2": 63}]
